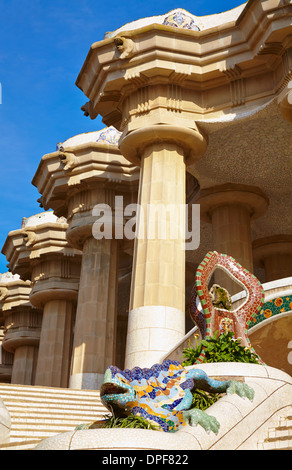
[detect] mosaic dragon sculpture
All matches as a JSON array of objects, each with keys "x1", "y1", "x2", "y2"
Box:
[
  {"x1": 97, "y1": 359, "x2": 254, "y2": 434},
  {"x1": 190, "y1": 251, "x2": 265, "y2": 363},
  {"x1": 76, "y1": 251, "x2": 261, "y2": 434}
]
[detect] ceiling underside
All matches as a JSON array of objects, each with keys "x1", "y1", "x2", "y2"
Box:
[{"x1": 185, "y1": 99, "x2": 292, "y2": 278}]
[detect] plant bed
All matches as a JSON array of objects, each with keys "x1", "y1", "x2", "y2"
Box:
[{"x1": 181, "y1": 332, "x2": 260, "y2": 366}]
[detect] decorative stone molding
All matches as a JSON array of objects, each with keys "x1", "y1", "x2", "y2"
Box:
[
  {"x1": 76, "y1": 1, "x2": 292, "y2": 130},
  {"x1": 114, "y1": 37, "x2": 136, "y2": 59},
  {"x1": 0, "y1": 277, "x2": 42, "y2": 385},
  {"x1": 0, "y1": 273, "x2": 20, "y2": 282},
  {"x1": 253, "y1": 234, "x2": 292, "y2": 261},
  {"x1": 22, "y1": 230, "x2": 37, "y2": 247},
  {"x1": 220, "y1": 65, "x2": 245, "y2": 107},
  {"x1": 32, "y1": 130, "x2": 139, "y2": 223},
  {"x1": 58, "y1": 149, "x2": 78, "y2": 171},
  {"x1": 0, "y1": 287, "x2": 8, "y2": 302},
  {"x1": 3, "y1": 306, "x2": 42, "y2": 353},
  {"x1": 119, "y1": 124, "x2": 208, "y2": 167},
  {"x1": 197, "y1": 183, "x2": 269, "y2": 224},
  {"x1": 80, "y1": 101, "x2": 98, "y2": 120},
  {"x1": 0, "y1": 278, "x2": 31, "y2": 311},
  {"x1": 21, "y1": 211, "x2": 61, "y2": 228},
  {"x1": 253, "y1": 234, "x2": 292, "y2": 282},
  {"x1": 3, "y1": 217, "x2": 80, "y2": 282}
]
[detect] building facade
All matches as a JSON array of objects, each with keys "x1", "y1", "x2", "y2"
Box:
[{"x1": 1, "y1": 1, "x2": 292, "y2": 389}]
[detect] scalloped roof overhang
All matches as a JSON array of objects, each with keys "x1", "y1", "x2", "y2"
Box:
[{"x1": 76, "y1": 0, "x2": 292, "y2": 129}]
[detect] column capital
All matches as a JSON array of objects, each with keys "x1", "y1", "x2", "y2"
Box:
[
  {"x1": 0, "y1": 280, "x2": 42, "y2": 354},
  {"x1": 65, "y1": 185, "x2": 130, "y2": 250},
  {"x1": 32, "y1": 130, "x2": 139, "y2": 220},
  {"x1": 32, "y1": 130, "x2": 139, "y2": 250},
  {"x1": 119, "y1": 123, "x2": 208, "y2": 166},
  {"x1": 196, "y1": 183, "x2": 269, "y2": 223},
  {"x1": 253, "y1": 234, "x2": 292, "y2": 267},
  {"x1": 2, "y1": 217, "x2": 82, "y2": 308},
  {"x1": 0, "y1": 278, "x2": 31, "y2": 312},
  {"x1": 76, "y1": 3, "x2": 292, "y2": 129}
]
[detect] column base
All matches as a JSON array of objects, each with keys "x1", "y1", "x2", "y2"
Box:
[
  {"x1": 125, "y1": 305, "x2": 185, "y2": 370},
  {"x1": 69, "y1": 372, "x2": 104, "y2": 390}
]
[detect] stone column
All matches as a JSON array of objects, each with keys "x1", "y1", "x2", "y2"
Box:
[
  {"x1": 30, "y1": 251, "x2": 81, "y2": 388},
  {"x1": 253, "y1": 235, "x2": 292, "y2": 282},
  {"x1": 11, "y1": 343, "x2": 38, "y2": 385},
  {"x1": 0, "y1": 277, "x2": 42, "y2": 385},
  {"x1": 31, "y1": 128, "x2": 139, "y2": 389},
  {"x1": 120, "y1": 125, "x2": 207, "y2": 369},
  {"x1": 197, "y1": 184, "x2": 269, "y2": 294},
  {"x1": 33, "y1": 298, "x2": 76, "y2": 388},
  {"x1": 2, "y1": 215, "x2": 81, "y2": 387},
  {"x1": 116, "y1": 248, "x2": 133, "y2": 370},
  {"x1": 0, "y1": 328, "x2": 13, "y2": 383},
  {"x1": 67, "y1": 188, "x2": 119, "y2": 390}
]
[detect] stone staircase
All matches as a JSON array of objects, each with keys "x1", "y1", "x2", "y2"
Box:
[
  {"x1": 257, "y1": 410, "x2": 292, "y2": 450},
  {"x1": 0, "y1": 380, "x2": 291, "y2": 450},
  {"x1": 0, "y1": 383, "x2": 108, "y2": 450}
]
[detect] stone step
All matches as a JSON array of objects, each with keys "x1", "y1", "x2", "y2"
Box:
[
  {"x1": 0, "y1": 395, "x2": 103, "y2": 411},
  {"x1": 257, "y1": 437, "x2": 292, "y2": 450},
  {"x1": 10, "y1": 414, "x2": 100, "y2": 427},
  {"x1": 7, "y1": 405, "x2": 104, "y2": 416},
  {"x1": 0, "y1": 382, "x2": 108, "y2": 450},
  {"x1": 257, "y1": 414, "x2": 292, "y2": 450},
  {"x1": 0, "y1": 440, "x2": 41, "y2": 450},
  {"x1": 267, "y1": 425, "x2": 292, "y2": 440},
  {"x1": 0, "y1": 383, "x2": 101, "y2": 398}
]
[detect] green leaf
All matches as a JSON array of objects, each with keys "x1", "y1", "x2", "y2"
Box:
[{"x1": 181, "y1": 332, "x2": 260, "y2": 365}]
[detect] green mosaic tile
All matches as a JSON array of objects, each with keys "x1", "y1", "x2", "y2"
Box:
[{"x1": 248, "y1": 294, "x2": 292, "y2": 329}]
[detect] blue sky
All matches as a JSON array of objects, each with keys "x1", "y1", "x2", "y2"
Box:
[{"x1": 0, "y1": 0, "x2": 244, "y2": 273}]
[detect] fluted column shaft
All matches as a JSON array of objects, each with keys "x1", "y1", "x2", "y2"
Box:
[
  {"x1": 35, "y1": 299, "x2": 75, "y2": 387},
  {"x1": 69, "y1": 236, "x2": 119, "y2": 390},
  {"x1": 211, "y1": 204, "x2": 253, "y2": 287},
  {"x1": 29, "y1": 253, "x2": 80, "y2": 388},
  {"x1": 12, "y1": 346, "x2": 38, "y2": 385},
  {"x1": 125, "y1": 142, "x2": 188, "y2": 369},
  {"x1": 1, "y1": 282, "x2": 42, "y2": 386},
  {"x1": 130, "y1": 142, "x2": 186, "y2": 311}
]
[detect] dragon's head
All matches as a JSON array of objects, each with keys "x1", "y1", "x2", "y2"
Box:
[{"x1": 100, "y1": 366, "x2": 137, "y2": 417}]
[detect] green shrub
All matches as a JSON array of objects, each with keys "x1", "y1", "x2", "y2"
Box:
[
  {"x1": 189, "y1": 389, "x2": 222, "y2": 410},
  {"x1": 182, "y1": 331, "x2": 260, "y2": 366},
  {"x1": 101, "y1": 414, "x2": 159, "y2": 430}
]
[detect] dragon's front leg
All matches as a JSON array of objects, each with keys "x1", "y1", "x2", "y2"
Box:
[
  {"x1": 182, "y1": 369, "x2": 254, "y2": 434},
  {"x1": 225, "y1": 380, "x2": 254, "y2": 400},
  {"x1": 186, "y1": 368, "x2": 254, "y2": 400},
  {"x1": 183, "y1": 408, "x2": 220, "y2": 434}
]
